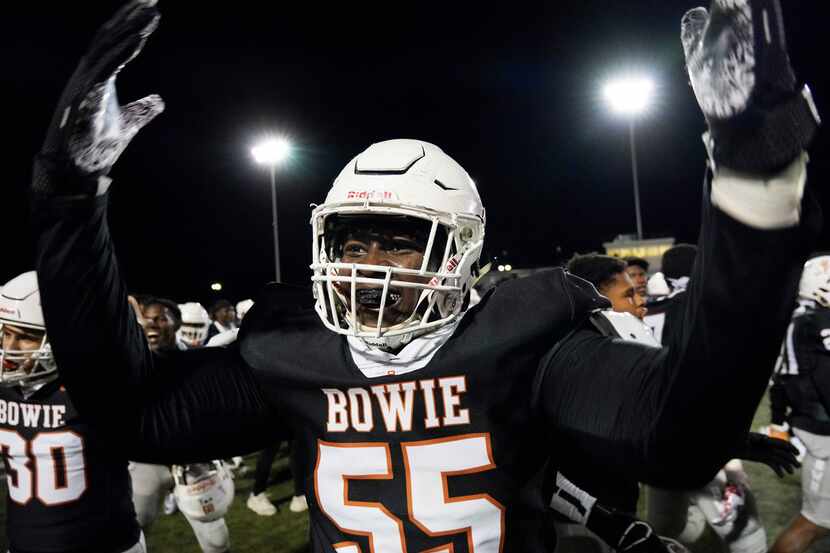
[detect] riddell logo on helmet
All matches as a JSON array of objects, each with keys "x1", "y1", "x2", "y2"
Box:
[
  {"x1": 186, "y1": 480, "x2": 215, "y2": 495},
  {"x1": 429, "y1": 257, "x2": 460, "y2": 286},
  {"x1": 0, "y1": 307, "x2": 17, "y2": 316},
  {"x1": 346, "y1": 190, "x2": 395, "y2": 200}
]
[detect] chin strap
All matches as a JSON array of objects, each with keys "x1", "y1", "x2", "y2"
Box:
[{"x1": 362, "y1": 327, "x2": 424, "y2": 352}]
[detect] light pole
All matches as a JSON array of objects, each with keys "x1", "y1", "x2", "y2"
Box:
[
  {"x1": 603, "y1": 76, "x2": 654, "y2": 241},
  {"x1": 251, "y1": 137, "x2": 292, "y2": 283}
]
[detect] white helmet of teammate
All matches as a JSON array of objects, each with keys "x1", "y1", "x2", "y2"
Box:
[
  {"x1": 799, "y1": 256, "x2": 830, "y2": 307},
  {"x1": 172, "y1": 461, "x2": 235, "y2": 522},
  {"x1": 177, "y1": 302, "x2": 210, "y2": 348},
  {"x1": 0, "y1": 271, "x2": 57, "y2": 386},
  {"x1": 236, "y1": 299, "x2": 254, "y2": 321},
  {"x1": 310, "y1": 139, "x2": 485, "y2": 348}
]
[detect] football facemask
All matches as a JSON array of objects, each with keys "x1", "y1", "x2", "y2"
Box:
[{"x1": 177, "y1": 302, "x2": 210, "y2": 348}]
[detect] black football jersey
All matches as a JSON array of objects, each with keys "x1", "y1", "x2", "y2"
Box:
[
  {"x1": 240, "y1": 273, "x2": 605, "y2": 553},
  {"x1": 0, "y1": 380, "x2": 139, "y2": 553},
  {"x1": 772, "y1": 303, "x2": 830, "y2": 435}
]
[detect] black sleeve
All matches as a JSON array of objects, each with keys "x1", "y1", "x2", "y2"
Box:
[
  {"x1": 769, "y1": 378, "x2": 790, "y2": 426},
  {"x1": 32, "y1": 193, "x2": 282, "y2": 464},
  {"x1": 538, "y1": 186, "x2": 821, "y2": 490}
]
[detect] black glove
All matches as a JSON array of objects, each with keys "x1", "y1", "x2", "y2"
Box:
[
  {"x1": 616, "y1": 522, "x2": 688, "y2": 553},
  {"x1": 33, "y1": 0, "x2": 164, "y2": 197},
  {"x1": 738, "y1": 431, "x2": 800, "y2": 478},
  {"x1": 681, "y1": 0, "x2": 819, "y2": 175},
  {"x1": 585, "y1": 504, "x2": 690, "y2": 553}
]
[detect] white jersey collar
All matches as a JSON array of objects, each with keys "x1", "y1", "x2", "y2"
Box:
[{"x1": 347, "y1": 317, "x2": 462, "y2": 379}]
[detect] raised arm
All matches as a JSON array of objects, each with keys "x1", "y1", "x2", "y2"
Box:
[
  {"x1": 30, "y1": 2, "x2": 281, "y2": 463},
  {"x1": 538, "y1": 0, "x2": 821, "y2": 489}
]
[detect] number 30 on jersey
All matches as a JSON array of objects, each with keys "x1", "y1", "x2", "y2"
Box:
[{"x1": 0, "y1": 429, "x2": 87, "y2": 505}]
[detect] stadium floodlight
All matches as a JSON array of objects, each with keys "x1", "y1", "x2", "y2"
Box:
[
  {"x1": 602, "y1": 75, "x2": 655, "y2": 240},
  {"x1": 603, "y1": 77, "x2": 654, "y2": 116},
  {"x1": 251, "y1": 138, "x2": 292, "y2": 166},
  {"x1": 251, "y1": 136, "x2": 293, "y2": 283}
]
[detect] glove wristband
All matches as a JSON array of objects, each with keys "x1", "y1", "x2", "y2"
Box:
[
  {"x1": 708, "y1": 84, "x2": 820, "y2": 176},
  {"x1": 550, "y1": 472, "x2": 596, "y2": 525},
  {"x1": 32, "y1": 153, "x2": 111, "y2": 199},
  {"x1": 770, "y1": 422, "x2": 791, "y2": 434}
]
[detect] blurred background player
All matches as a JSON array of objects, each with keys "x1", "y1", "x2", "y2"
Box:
[
  {"x1": 235, "y1": 299, "x2": 254, "y2": 324},
  {"x1": 0, "y1": 272, "x2": 145, "y2": 553},
  {"x1": 567, "y1": 253, "x2": 647, "y2": 319},
  {"x1": 171, "y1": 462, "x2": 235, "y2": 549},
  {"x1": 624, "y1": 256, "x2": 650, "y2": 301},
  {"x1": 206, "y1": 300, "x2": 237, "y2": 342},
  {"x1": 644, "y1": 244, "x2": 698, "y2": 343},
  {"x1": 128, "y1": 296, "x2": 234, "y2": 553},
  {"x1": 178, "y1": 302, "x2": 211, "y2": 349},
  {"x1": 245, "y1": 444, "x2": 281, "y2": 516},
  {"x1": 769, "y1": 256, "x2": 830, "y2": 553},
  {"x1": 245, "y1": 442, "x2": 308, "y2": 516}
]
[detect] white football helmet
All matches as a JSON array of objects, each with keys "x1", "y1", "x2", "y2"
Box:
[
  {"x1": 236, "y1": 299, "x2": 254, "y2": 321},
  {"x1": 310, "y1": 139, "x2": 485, "y2": 348},
  {"x1": 177, "y1": 302, "x2": 210, "y2": 348},
  {"x1": 799, "y1": 255, "x2": 830, "y2": 307},
  {"x1": 646, "y1": 272, "x2": 671, "y2": 297},
  {"x1": 172, "y1": 461, "x2": 234, "y2": 522},
  {"x1": 0, "y1": 271, "x2": 57, "y2": 387}
]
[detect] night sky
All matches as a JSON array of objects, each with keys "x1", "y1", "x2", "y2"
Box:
[{"x1": 3, "y1": 1, "x2": 828, "y2": 306}]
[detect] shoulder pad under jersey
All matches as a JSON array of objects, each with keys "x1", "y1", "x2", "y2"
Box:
[{"x1": 591, "y1": 310, "x2": 661, "y2": 347}]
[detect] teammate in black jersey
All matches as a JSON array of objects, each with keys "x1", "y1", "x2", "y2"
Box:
[
  {"x1": 28, "y1": 1, "x2": 822, "y2": 552},
  {"x1": 770, "y1": 256, "x2": 830, "y2": 553},
  {"x1": 642, "y1": 244, "x2": 697, "y2": 344},
  {"x1": 0, "y1": 272, "x2": 143, "y2": 553}
]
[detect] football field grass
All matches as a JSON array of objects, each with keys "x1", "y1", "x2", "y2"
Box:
[{"x1": 3, "y1": 395, "x2": 830, "y2": 552}]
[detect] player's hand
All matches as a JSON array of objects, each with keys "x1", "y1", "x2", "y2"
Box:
[
  {"x1": 681, "y1": 0, "x2": 819, "y2": 174},
  {"x1": 128, "y1": 295, "x2": 149, "y2": 330},
  {"x1": 34, "y1": 0, "x2": 164, "y2": 196},
  {"x1": 738, "y1": 431, "x2": 800, "y2": 478}
]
